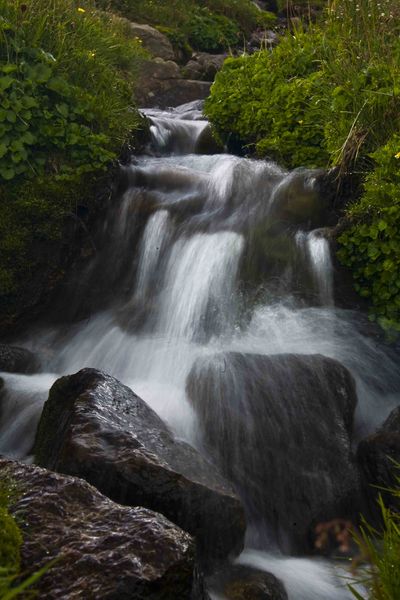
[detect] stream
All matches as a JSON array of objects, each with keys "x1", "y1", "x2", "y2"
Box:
[{"x1": 1, "y1": 100, "x2": 400, "y2": 599}]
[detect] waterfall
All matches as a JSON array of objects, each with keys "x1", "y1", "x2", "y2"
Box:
[
  {"x1": 134, "y1": 209, "x2": 172, "y2": 303},
  {"x1": 1, "y1": 99, "x2": 399, "y2": 600},
  {"x1": 157, "y1": 232, "x2": 244, "y2": 340},
  {"x1": 296, "y1": 230, "x2": 334, "y2": 306}
]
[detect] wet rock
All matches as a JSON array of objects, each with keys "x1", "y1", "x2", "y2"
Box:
[
  {"x1": 195, "y1": 125, "x2": 223, "y2": 155},
  {"x1": 34, "y1": 368, "x2": 245, "y2": 563},
  {"x1": 0, "y1": 343, "x2": 40, "y2": 374},
  {"x1": 183, "y1": 53, "x2": 227, "y2": 81},
  {"x1": 208, "y1": 564, "x2": 288, "y2": 600},
  {"x1": 357, "y1": 406, "x2": 400, "y2": 516},
  {"x1": 187, "y1": 352, "x2": 361, "y2": 552},
  {"x1": 0, "y1": 457, "x2": 206, "y2": 600},
  {"x1": 129, "y1": 22, "x2": 175, "y2": 61}
]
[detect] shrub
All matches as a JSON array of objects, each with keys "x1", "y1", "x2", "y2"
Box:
[
  {"x1": 96, "y1": 0, "x2": 268, "y2": 54},
  {"x1": 338, "y1": 136, "x2": 400, "y2": 333},
  {"x1": 0, "y1": 0, "x2": 146, "y2": 325},
  {"x1": 205, "y1": 30, "x2": 329, "y2": 168},
  {"x1": 184, "y1": 8, "x2": 240, "y2": 53}
]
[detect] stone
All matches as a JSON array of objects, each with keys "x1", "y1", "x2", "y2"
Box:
[
  {"x1": 182, "y1": 53, "x2": 227, "y2": 82},
  {"x1": 195, "y1": 125, "x2": 223, "y2": 155},
  {"x1": 187, "y1": 352, "x2": 361, "y2": 552},
  {"x1": 135, "y1": 58, "x2": 212, "y2": 108},
  {"x1": 0, "y1": 343, "x2": 40, "y2": 374},
  {"x1": 208, "y1": 564, "x2": 288, "y2": 600},
  {"x1": 357, "y1": 406, "x2": 400, "y2": 516},
  {"x1": 129, "y1": 22, "x2": 175, "y2": 61},
  {"x1": 34, "y1": 368, "x2": 245, "y2": 563},
  {"x1": 0, "y1": 457, "x2": 207, "y2": 599}
]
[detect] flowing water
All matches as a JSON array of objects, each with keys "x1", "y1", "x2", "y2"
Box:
[{"x1": 1, "y1": 101, "x2": 400, "y2": 599}]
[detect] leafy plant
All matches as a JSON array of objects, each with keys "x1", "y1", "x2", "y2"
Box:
[
  {"x1": 338, "y1": 135, "x2": 400, "y2": 333},
  {"x1": 205, "y1": 29, "x2": 329, "y2": 168},
  {"x1": 348, "y1": 489, "x2": 400, "y2": 600},
  {"x1": 0, "y1": 0, "x2": 146, "y2": 326}
]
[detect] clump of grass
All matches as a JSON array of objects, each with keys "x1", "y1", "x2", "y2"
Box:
[{"x1": 349, "y1": 494, "x2": 400, "y2": 600}]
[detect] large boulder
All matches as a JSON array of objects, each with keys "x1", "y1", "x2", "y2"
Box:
[
  {"x1": 34, "y1": 369, "x2": 245, "y2": 563},
  {"x1": 208, "y1": 564, "x2": 288, "y2": 600},
  {"x1": 129, "y1": 22, "x2": 175, "y2": 61},
  {"x1": 357, "y1": 406, "x2": 400, "y2": 516},
  {"x1": 186, "y1": 352, "x2": 361, "y2": 552},
  {"x1": 0, "y1": 458, "x2": 206, "y2": 599},
  {"x1": 0, "y1": 343, "x2": 40, "y2": 374}
]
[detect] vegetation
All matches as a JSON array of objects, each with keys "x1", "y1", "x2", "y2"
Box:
[
  {"x1": 349, "y1": 491, "x2": 400, "y2": 600},
  {"x1": 0, "y1": 477, "x2": 51, "y2": 599},
  {"x1": 0, "y1": 0, "x2": 146, "y2": 327},
  {"x1": 205, "y1": 0, "x2": 400, "y2": 332},
  {"x1": 96, "y1": 0, "x2": 276, "y2": 53}
]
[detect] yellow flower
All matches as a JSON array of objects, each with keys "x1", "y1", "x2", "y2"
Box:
[
  {"x1": 88, "y1": 51, "x2": 95, "y2": 58},
  {"x1": 77, "y1": 7, "x2": 85, "y2": 13},
  {"x1": 395, "y1": 152, "x2": 400, "y2": 159}
]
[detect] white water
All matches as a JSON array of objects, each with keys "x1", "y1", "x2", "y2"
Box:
[{"x1": 1, "y1": 101, "x2": 399, "y2": 599}]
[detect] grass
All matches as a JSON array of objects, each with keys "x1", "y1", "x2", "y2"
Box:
[
  {"x1": 349, "y1": 490, "x2": 400, "y2": 600},
  {"x1": 0, "y1": 0, "x2": 147, "y2": 328}
]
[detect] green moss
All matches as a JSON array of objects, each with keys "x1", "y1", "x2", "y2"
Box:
[{"x1": 0, "y1": 478, "x2": 22, "y2": 577}]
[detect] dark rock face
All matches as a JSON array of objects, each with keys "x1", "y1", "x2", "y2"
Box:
[
  {"x1": 0, "y1": 344, "x2": 40, "y2": 374},
  {"x1": 358, "y1": 406, "x2": 400, "y2": 516},
  {"x1": 208, "y1": 564, "x2": 288, "y2": 600},
  {"x1": 34, "y1": 368, "x2": 245, "y2": 563},
  {"x1": 187, "y1": 352, "x2": 361, "y2": 552},
  {"x1": 0, "y1": 458, "x2": 206, "y2": 600}
]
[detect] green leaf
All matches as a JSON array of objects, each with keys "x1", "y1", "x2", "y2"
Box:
[
  {"x1": 0, "y1": 166, "x2": 15, "y2": 180},
  {"x1": 0, "y1": 76, "x2": 14, "y2": 91}
]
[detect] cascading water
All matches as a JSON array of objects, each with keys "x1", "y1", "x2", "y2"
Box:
[{"x1": 1, "y1": 99, "x2": 399, "y2": 599}]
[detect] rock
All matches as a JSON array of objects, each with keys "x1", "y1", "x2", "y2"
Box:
[
  {"x1": 357, "y1": 406, "x2": 400, "y2": 516},
  {"x1": 136, "y1": 59, "x2": 212, "y2": 108},
  {"x1": 0, "y1": 457, "x2": 207, "y2": 599},
  {"x1": 129, "y1": 22, "x2": 175, "y2": 61},
  {"x1": 0, "y1": 343, "x2": 40, "y2": 374},
  {"x1": 208, "y1": 564, "x2": 288, "y2": 600},
  {"x1": 142, "y1": 58, "x2": 181, "y2": 81},
  {"x1": 186, "y1": 352, "x2": 361, "y2": 552},
  {"x1": 34, "y1": 369, "x2": 245, "y2": 563},
  {"x1": 195, "y1": 125, "x2": 223, "y2": 155},
  {"x1": 247, "y1": 29, "x2": 279, "y2": 53},
  {"x1": 183, "y1": 53, "x2": 227, "y2": 82}
]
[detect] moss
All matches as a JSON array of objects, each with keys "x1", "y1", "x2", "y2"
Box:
[{"x1": 0, "y1": 478, "x2": 22, "y2": 574}]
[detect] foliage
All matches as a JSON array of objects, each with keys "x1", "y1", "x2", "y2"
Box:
[
  {"x1": 205, "y1": 30, "x2": 329, "y2": 168},
  {"x1": 184, "y1": 8, "x2": 240, "y2": 53},
  {"x1": 0, "y1": 480, "x2": 22, "y2": 576},
  {"x1": 205, "y1": 0, "x2": 400, "y2": 331},
  {"x1": 349, "y1": 486, "x2": 400, "y2": 600},
  {"x1": 0, "y1": 477, "x2": 52, "y2": 599},
  {"x1": 0, "y1": 0, "x2": 146, "y2": 324},
  {"x1": 96, "y1": 0, "x2": 272, "y2": 53},
  {"x1": 338, "y1": 136, "x2": 400, "y2": 333}
]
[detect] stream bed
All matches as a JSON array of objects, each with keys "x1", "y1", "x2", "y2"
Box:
[{"x1": 1, "y1": 101, "x2": 400, "y2": 599}]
